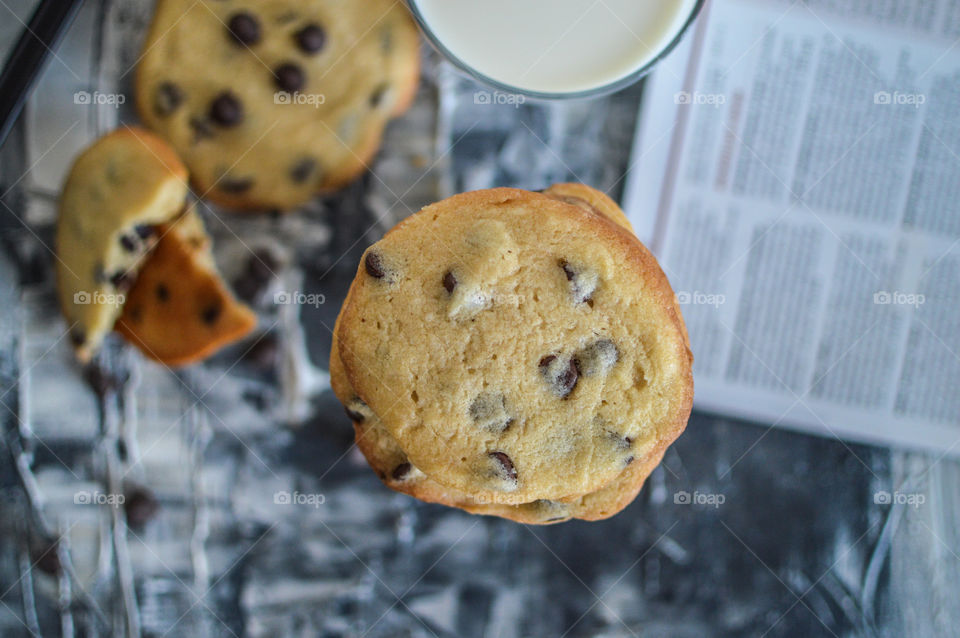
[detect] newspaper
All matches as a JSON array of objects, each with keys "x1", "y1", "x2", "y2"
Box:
[{"x1": 624, "y1": 0, "x2": 960, "y2": 454}]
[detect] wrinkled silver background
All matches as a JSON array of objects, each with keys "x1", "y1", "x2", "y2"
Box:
[{"x1": 0, "y1": 1, "x2": 958, "y2": 637}]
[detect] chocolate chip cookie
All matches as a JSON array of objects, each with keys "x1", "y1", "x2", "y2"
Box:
[
  {"x1": 135, "y1": 0, "x2": 420, "y2": 211},
  {"x1": 336, "y1": 184, "x2": 693, "y2": 506},
  {"x1": 57, "y1": 127, "x2": 255, "y2": 365},
  {"x1": 56, "y1": 127, "x2": 190, "y2": 361},
  {"x1": 331, "y1": 313, "x2": 666, "y2": 523},
  {"x1": 115, "y1": 209, "x2": 256, "y2": 366}
]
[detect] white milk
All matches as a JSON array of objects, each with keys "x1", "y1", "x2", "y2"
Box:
[{"x1": 411, "y1": 0, "x2": 699, "y2": 94}]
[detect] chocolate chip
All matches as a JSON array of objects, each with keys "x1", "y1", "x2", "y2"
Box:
[
  {"x1": 443, "y1": 271, "x2": 457, "y2": 293},
  {"x1": 606, "y1": 431, "x2": 633, "y2": 451},
  {"x1": 69, "y1": 328, "x2": 86, "y2": 346},
  {"x1": 344, "y1": 406, "x2": 365, "y2": 423},
  {"x1": 391, "y1": 463, "x2": 412, "y2": 481},
  {"x1": 202, "y1": 303, "x2": 222, "y2": 325},
  {"x1": 489, "y1": 452, "x2": 517, "y2": 482},
  {"x1": 289, "y1": 157, "x2": 316, "y2": 184},
  {"x1": 219, "y1": 175, "x2": 254, "y2": 193},
  {"x1": 110, "y1": 271, "x2": 133, "y2": 292},
  {"x1": 558, "y1": 259, "x2": 597, "y2": 304},
  {"x1": 625, "y1": 455, "x2": 635, "y2": 466},
  {"x1": 539, "y1": 355, "x2": 579, "y2": 398},
  {"x1": 469, "y1": 393, "x2": 512, "y2": 433},
  {"x1": 154, "y1": 82, "x2": 183, "y2": 117},
  {"x1": 228, "y1": 12, "x2": 261, "y2": 46},
  {"x1": 156, "y1": 283, "x2": 169, "y2": 302},
  {"x1": 134, "y1": 224, "x2": 154, "y2": 239},
  {"x1": 274, "y1": 62, "x2": 305, "y2": 93},
  {"x1": 364, "y1": 252, "x2": 385, "y2": 278},
  {"x1": 119, "y1": 234, "x2": 137, "y2": 252},
  {"x1": 210, "y1": 92, "x2": 243, "y2": 127},
  {"x1": 295, "y1": 24, "x2": 326, "y2": 54},
  {"x1": 369, "y1": 84, "x2": 389, "y2": 108},
  {"x1": 124, "y1": 487, "x2": 159, "y2": 529},
  {"x1": 575, "y1": 339, "x2": 619, "y2": 376}
]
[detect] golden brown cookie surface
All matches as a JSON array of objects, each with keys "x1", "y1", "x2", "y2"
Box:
[
  {"x1": 56, "y1": 127, "x2": 189, "y2": 361},
  {"x1": 331, "y1": 317, "x2": 665, "y2": 524},
  {"x1": 135, "y1": 0, "x2": 420, "y2": 210},
  {"x1": 115, "y1": 211, "x2": 256, "y2": 367},
  {"x1": 337, "y1": 186, "x2": 693, "y2": 505}
]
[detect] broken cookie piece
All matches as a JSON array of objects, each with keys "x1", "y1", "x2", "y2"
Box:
[
  {"x1": 115, "y1": 209, "x2": 256, "y2": 366},
  {"x1": 57, "y1": 128, "x2": 255, "y2": 366},
  {"x1": 56, "y1": 127, "x2": 190, "y2": 361}
]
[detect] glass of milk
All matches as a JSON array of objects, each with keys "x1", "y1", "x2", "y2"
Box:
[{"x1": 406, "y1": 0, "x2": 704, "y2": 98}]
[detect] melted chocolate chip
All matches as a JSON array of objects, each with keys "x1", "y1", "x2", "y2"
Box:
[
  {"x1": 575, "y1": 339, "x2": 619, "y2": 376},
  {"x1": 443, "y1": 271, "x2": 457, "y2": 293},
  {"x1": 391, "y1": 463, "x2": 412, "y2": 481},
  {"x1": 344, "y1": 406, "x2": 366, "y2": 423},
  {"x1": 134, "y1": 224, "x2": 154, "y2": 239},
  {"x1": 119, "y1": 234, "x2": 137, "y2": 252},
  {"x1": 110, "y1": 271, "x2": 133, "y2": 292},
  {"x1": 369, "y1": 84, "x2": 389, "y2": 108},
  {"x1": 219, "y1": 175, "x2": 254, "y2": 193},
  {"x1": 364, "y1": 252, "x2": 385, "y2": 278},
  {"x1": 274, "y1": 62, "x2": 305, "y2": 93},
  {"x1": 210, "y1": 92, "x2": 243, "y2": 127},
  {"x1": 228, "y1": 12, "x2": 261, "y2": 46},
  {"x1": 289, "y1": 157, "x2": 316, "y2": 184},
  {"x1": 154, "y1": 82, "x2": 183, "y2": 117},
  {"x1": 539, "y1": 355, "x2": 579, "y2": 398},
  {"x1": 558, "y1": 259, "x2": 597, "y2": 304},
  {"x1": 155, "y1": 283, "x2": 169, "y2": 302},
  {"x1": 489, "y1": 452, "x2": 518, "y2": 482},
  {"x1": 295, "y1": 24, "x2": 326, "y2": 54},
  {"x1": 469, "y1": 393, "x2": 512, "y2": 433},
  {"x1": 202, "y1": 303, "x2": 222, "y2": 325}
]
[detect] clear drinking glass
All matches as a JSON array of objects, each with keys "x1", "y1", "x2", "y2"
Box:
[{"x1": 406, "y1": 0, "x2": 706, "y2": 99}]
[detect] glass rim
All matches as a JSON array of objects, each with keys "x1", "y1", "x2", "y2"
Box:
[{"x1": 405, "y1": 0, "x2": 707, "y2": 100}]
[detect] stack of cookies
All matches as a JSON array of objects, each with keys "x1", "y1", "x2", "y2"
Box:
[{"x1": 331, "y1": 184, "x2": 693, "y2": 523}]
